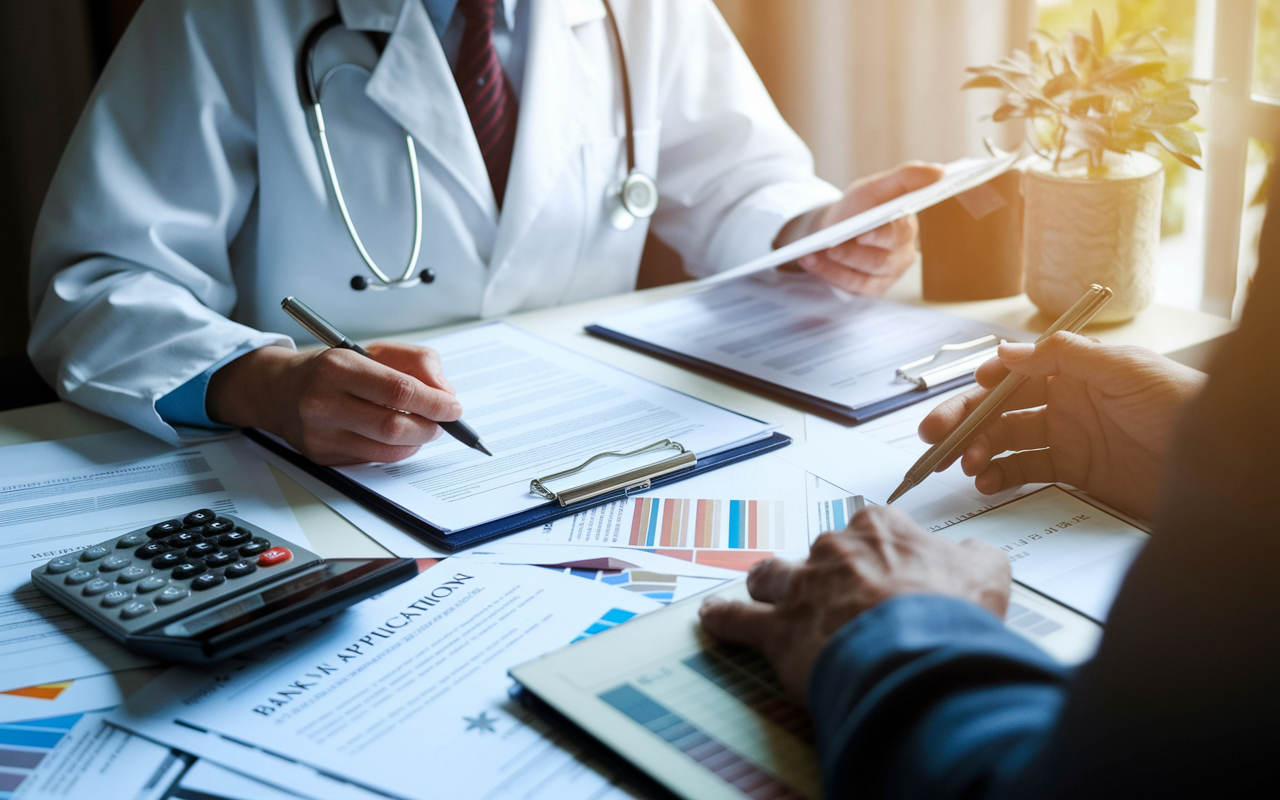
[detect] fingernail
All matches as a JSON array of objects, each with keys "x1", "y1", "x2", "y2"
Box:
[
  {"x1": 999, "y1": 342, "x2": 1035, "y2": 361},
  {"x1": 699, "y1": 598, "x2": 723, "y2": 615}
]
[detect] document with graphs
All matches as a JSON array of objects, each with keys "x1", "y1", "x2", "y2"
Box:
[{"x1": 108, "y1": 560, "x2": 662, "y2": 800}]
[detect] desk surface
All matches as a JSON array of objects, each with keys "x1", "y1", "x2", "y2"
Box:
[{"x1": 0, "y1": 266, "x2": 1235, "y2": 557}]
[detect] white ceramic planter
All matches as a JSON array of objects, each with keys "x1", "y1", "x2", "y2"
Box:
[{"x1": 1022, "y1": 152, "x2": 1164, "y2": 322}]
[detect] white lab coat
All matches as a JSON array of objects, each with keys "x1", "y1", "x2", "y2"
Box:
[{"x1": 29, "y1": 0, "x2": 840, "y2": 445}]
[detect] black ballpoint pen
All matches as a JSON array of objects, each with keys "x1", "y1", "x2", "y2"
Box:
[{"x1": 280, "y1": 296, "x2": 493, "y2": 457}]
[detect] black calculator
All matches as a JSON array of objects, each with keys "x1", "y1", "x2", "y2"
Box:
[{"x1": 32, "y1": 509, "x2": 419, "y2": 663}]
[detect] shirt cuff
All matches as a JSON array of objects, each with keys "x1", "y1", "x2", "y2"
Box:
[{"x1": 154, "y1": 344, "x2": 257, "y2": 429}]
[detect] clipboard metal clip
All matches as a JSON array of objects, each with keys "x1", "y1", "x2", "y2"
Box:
[
  {"x1": 530, "y1": 439, "x2": 697, "y2": 508},
  {"x1": 896, "y1": 334, "x2": 1009, "y2": 389}
]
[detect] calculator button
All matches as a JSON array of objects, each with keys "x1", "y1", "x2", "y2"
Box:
[
  {"x1": 64, "y1": 569, "x2": 96, "y2": 585},
  {"x1": 156, "y1": 585, "x2": 190, "y2": 605},
  {"x1": 192, "y1": 573, "x2": 226, "y2": 591},
  {"x1": 225, "y1": 560, "x2": 258, "y2": 579},
  {"x1": 45, "y1": 556, "x2": 78, "y2": 574},
  {"x1": 184, "y1": 509, "x2": 217, "y2": 526},
  {"x1": 120, "y1": 600, "x2": 156, "y2": 620},
  {"x1": 82, "y1": 578, "x2": 113, "y2": 596},
  {"x1": 186, "y1": 541, "x2": 217, "y2": 559},
  {"x1": 137, "y1": 576, "x2": 169, "y2": 593},
  {"x1": 171, "y1": 562, "x2": 206, "y2": 580},
  {"x1": 258, "y1": 547, "x2": 293, "y2": 567},
  {"x1": 135, "y1": 542, "x2": 168, "y2": 560},
  {"x1": 117, "y1": 566, "x2": 150, "y2": 583},
  {"x1": 239, "y1": 538, "x2": 271, "y2": 557},
  {"x1": 182, "y1": 524, "x2": 207, "y2": 538},
  {"x1": 204, "y1": 552, "x2": 237, "y2": 568},
  {"x1": 79, "y1": 545, "x2": 111, "y2": 562},
  {"x1": 117, "y1": 532, "x2": 148, "y2": 548},
  {"x1": 153, "y1": 551, "x2": 187, "y2": 570},
  {"x1": 219, "y1": 529, "x2": 252, "y2": 547},
  {"x1": 101, "y1": 589, "x2": 134, "y2": 607},
  {"x1": 148, "y1": 520, "x2": 183, "y2": 539},
  {"x1": 170, "y1": 531, "x2": 202, "y2": 547},
  {"x1": 99, "y1": 555, "x2": 131, "y2": 572},
  {"x1": 205, "y1": 518, "x2": 235, "y2": 535}
]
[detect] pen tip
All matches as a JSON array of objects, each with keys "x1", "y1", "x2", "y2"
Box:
[
  {"x1": 886, "y1": 482, "x2": 911, "y2": 505},
  {"x1": 475, "y1": 442, "x2": 493, "y2": 457}
]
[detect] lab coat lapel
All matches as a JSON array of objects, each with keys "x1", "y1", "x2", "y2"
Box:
[
  {"x1": 360, "y1": 0, "x2": 498, "y2": 219},
  {"x1": 489, "y1": 0, "x2": 604, "y2": 269}
]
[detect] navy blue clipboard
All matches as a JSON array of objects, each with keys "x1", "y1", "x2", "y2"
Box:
[
  {"x1": 245, "y1": 429, "x2": 792, "y2": 553},
  {"x1": 584, "y1": 325, "x2": 973, "y2": 425}
]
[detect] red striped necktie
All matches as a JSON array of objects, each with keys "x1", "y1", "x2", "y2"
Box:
[{"x1": 454, "y1": 0, "x2": 519, "y2": 209}]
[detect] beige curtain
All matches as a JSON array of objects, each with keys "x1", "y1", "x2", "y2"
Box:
[{"x1": 715, "y1": 0, "x2": 1034, "y2": 188}]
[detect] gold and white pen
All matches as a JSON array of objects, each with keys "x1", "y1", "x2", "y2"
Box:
[
  {"x1": 886, "y1": 284, "x2": 1113, "y2": 504},
  {"x1": 281, "y1": 296, "x2": 492, "y2": 457}
]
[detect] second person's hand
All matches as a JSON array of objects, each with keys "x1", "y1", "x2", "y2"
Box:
[
  {"x1": 917, "y1": 332, "x2": 1206, "y2": 520},
  {"x1": 207, "y1": 341, "x2": 462, "y2": 465}
]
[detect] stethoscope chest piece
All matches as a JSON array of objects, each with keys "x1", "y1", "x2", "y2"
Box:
[{"x1": 609, "y1": 169, "x2": 658, "y2": 231}]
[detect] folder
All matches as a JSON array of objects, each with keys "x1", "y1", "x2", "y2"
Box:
[
  {"x1": 587, "y1": 271, "x2": 1022, "y2": 424},
  {"x1": 248, "y1": 430, "x2": 789, "y2": 552},
  {"x1": 244, "y1": 323, "x2": 789, "y2": 552}
]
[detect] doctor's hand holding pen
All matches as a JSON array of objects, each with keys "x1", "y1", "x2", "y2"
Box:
[
  {"x1": 917, "y1": 332, "x2": 1206, "y2": 521},
  {"x1": 776, "y1": 161, "x2": 946, "y2": 296},
  {"x1": 205, "y1": 342, "x2": 462, "y2": 466}
]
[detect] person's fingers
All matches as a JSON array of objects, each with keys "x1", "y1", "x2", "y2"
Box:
[
  {"x1": 807, "y1": 240, "x2": 898, "y2": 276},
  {"x1": 918, "y1": 376, "x2": 1049, "y2": 452},
  {"x1": 303, "y1": 429, "x2": 426, "y2": 466},
  {"x1": 847, "y1": 215, "x2": 917, "y2": 253},
  {"x1": 699, "y1": 597, "x2": 778, "y2": 650},
  {"x1": 961, "y1": 406, "x2": 1049, "y2": 475},
  {"x1": 840, "y1": 162, "x2": 946, "y2": 217},
  {"x1": 998, "y1": 332, "x2": 1130, "y2": 386},
  {"x1": 747, "y1": 558, "x2": 799, "y2": 604},
  {"x1": 332, "y1": 398, "x2": 445, "y2": 448},
  {"x1": 332, "y1": 355, "x2": 463, "y2": 422},
  {"x1": 797, "y1": 255, "x2": 900, "y2": 297},
  {"x1": 974, "y1": 356, "x2": 1011, "y2": 389},
  {"x1": 367, "y1": 343, "x2": 457, "y2": 395},
  {"x1": 974, "y1": 448, "x2": 1058, "y2": 494}
]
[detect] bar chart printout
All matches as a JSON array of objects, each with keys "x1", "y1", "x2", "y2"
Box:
[
  {"x1": 628, "y1": 498, "x2": 786, "y2": 550},
  {"x1": 595, "y1": 643, "x2": 817, "y2": 800}
]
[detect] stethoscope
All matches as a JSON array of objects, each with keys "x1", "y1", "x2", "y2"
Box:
[{"x1": 297, "y1": 0, "x2": 658, "y2": 292}]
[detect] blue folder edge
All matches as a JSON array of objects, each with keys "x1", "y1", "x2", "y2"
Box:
[
  {"x1": 244, "y1": 429, "x2": 792, "y2": 553},
  {"x1": 584, "y1": 324, "x2": 974, "y2": 424}
]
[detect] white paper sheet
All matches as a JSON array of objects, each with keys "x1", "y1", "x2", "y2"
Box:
[
  {"x1": 706, "y1": 153, "x2": 1018, "y2": 284},
  {"x1": 0, "y1": 669, "x2": 162, "y2": 724},
  {"x1": 497, "y1": 453, "x2": 853, "y2": 566},
  {"x1": 937, "y1": 486, "x2": 1148, "y2": 622},
  {"x1": 0, "y1": 433, "x2": 307, "y2": 689},
  {"x1": 108, "y1": 561, "x2": 662, "y2": 800},
  {"x1": 5, "y1": 710, "x2": 184, "y2": 800},
  {"x1": 593, "y1": 270, "x2": 1022, "y2": 414},
  {"x1": 328, "y1": 323, "x2": 775, "y2": 533}
]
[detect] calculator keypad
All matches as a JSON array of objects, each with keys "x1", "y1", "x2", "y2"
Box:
[{"x1": 32, "y1": 509, "x2": 321, "y2": 634}]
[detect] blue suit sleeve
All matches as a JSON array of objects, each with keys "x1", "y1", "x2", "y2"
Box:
[
  {"x1": 807, "y1": 595, "x2": 1071, "y2": 800},
  {"x1": 154, "y1": 345, "x2": 255, "y2": 429}
]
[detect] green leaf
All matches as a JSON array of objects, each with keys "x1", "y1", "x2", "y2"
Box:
[
  {"x1": 1137, "y1": 101, "x2": 1198, "y2": 126},
  {"x1": 1092, "y1": 10, "x2": 1106, "y2": 55},
  {"x1": 1166, "y1": 151, "x2": 1203, "y2": 170},
  {"x1": 1043, "y1": 71, "x2": 1079, "y2": 98},
  {"x1": 992, "y1": 103, "x2": 1021, "y2": 122},
  {"x1": 1105, "y1": 61, "x2": 1167, "y2": 84},
  {"x1": 962, "y1": 75, "x2": 1007, "y2": 90},
  {"x1": 1066, "y1": 32, "x2": 1094, "y2": 74},
  {"x1": 1152, "y1": 126, "x2": 1202, "y2": 158},
  {"x1": 1068, "y1": 94, "x2": 1108, "y2": 116},
  {"x1": 1029, "y1": 39, "x2": 1042, "y2": 64}
]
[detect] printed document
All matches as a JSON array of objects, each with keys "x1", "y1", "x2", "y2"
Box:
[
  {"x1": 332, "y1": 323, "x2": 775, "y2": 532},
  {"x1": 592, "y1": 270, "x2": 1019, "y2": 415},
  {"x1": 707, "y1": 153, "x2": 1018, "y2": 284},
  {"x1": 0, "y1": 432, "x2": 305, "y2": 689},
  {"x1": 109, "y1": 560, "x2": 662, "y2": 800}
]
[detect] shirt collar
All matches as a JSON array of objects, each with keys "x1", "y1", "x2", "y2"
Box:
[{"x1": 421, "y1": 0, "x2": 519, "y2": 38}]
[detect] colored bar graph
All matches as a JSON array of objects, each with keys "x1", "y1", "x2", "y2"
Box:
[{"x1": 627, "y1": 498, "x2": 785, "y2": 550}]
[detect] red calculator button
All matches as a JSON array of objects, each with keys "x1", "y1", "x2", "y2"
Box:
[{"x1": 258, "y1": 547, "x2": 292, "y2": 567}]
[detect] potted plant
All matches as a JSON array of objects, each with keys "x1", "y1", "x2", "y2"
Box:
[{"x1": 964, "y1": 11, "x2": 1205, "y2": 321}]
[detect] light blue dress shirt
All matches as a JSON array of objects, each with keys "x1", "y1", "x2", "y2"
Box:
[{"x1": 156, "y1": 0, "x2": 530, "y2": 428}]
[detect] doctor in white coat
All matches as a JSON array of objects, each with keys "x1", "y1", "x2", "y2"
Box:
[{"x1": 29, "y1": 0, "x2": 941, "y2": 464}]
